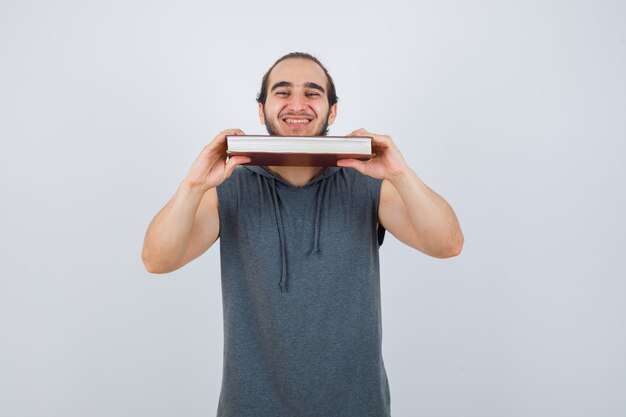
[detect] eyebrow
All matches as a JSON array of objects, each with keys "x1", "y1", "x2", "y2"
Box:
[
  {"x1": 270, "y1": 81, "x2": 326, "y2": 93},
  {"x1": 304, "y1": 82, "x2": 325, "y2": 93}
]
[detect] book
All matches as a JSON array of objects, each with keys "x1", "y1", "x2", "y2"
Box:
[{"x1": 226, "y1": 135, "x2": 374, "y2": 167}]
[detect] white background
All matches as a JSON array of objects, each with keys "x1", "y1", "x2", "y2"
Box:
[{"x1": 1, "y1": 1, "x2": 625, "y2": 416}]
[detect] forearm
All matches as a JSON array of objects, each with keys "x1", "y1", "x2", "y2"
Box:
[
  {"x1": 388, "y1": 168, "x2": 464, "y2": 257},
  {"x1": 142, "y1": 181, "x2": 208, "y2": 273}
]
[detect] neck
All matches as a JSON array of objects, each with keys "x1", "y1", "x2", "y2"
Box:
[{"x1": 266, "y1": 166, "x2": 325, "y2": 187}]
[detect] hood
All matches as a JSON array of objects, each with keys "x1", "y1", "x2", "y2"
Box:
[{"x1": 242, "y1": 165, "x2": 341, "y2": 292}]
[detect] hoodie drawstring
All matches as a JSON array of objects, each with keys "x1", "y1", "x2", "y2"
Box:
[
  {"x1": 270, "y1": 178, "x2": 288, "y2": 293},
  {"x1": 311, "y1": 178, "x2": 327, "y2": 255},
  {"x1": 257, "y1": 168, "x2": 336, "y2": 293}
]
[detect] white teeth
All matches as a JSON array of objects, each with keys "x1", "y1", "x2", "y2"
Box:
[{"x1": 285, "y1": 119, "x2": 310, "y2": 124}]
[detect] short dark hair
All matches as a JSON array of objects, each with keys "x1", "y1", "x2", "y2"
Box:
[{"x1": 256, "y1": 52, "x2": 338, "y2": 107}]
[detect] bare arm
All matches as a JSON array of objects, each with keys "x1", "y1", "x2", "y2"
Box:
[
  {"x1": 142, "y1": 129, "x2": 250, "y2": 273},
  {"x1": 338, "y1": 129, "x2": 463, "y2": 258},
  {"x1": 379, "y1": 173, "x2": 463, "y2": 258}
]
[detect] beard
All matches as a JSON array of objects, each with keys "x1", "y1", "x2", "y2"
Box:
[{"x1": 264, "y1": 109, "x2": 331, "y2": 137}]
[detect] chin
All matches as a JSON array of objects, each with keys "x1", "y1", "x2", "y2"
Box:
[{"x1": 266, "y1": 123, "x2": 329, "y2": 137}]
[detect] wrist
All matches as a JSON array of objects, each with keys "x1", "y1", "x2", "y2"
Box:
[
  {"x1": 180, "y1": 178, "x2": 211, "y2": 196},
  {"x1": 385, "y1": 162, "x2": 414, "y2": 182},
  {"x1": 386, "y1": 165, "x2": 421, "y2": 188}
]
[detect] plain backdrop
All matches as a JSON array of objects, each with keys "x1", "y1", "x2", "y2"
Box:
[{"x1": 1, "y1": 1, "x2": 625, "y2": 416}]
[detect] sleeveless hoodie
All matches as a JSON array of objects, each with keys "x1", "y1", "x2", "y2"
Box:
[{"x1": 216, "y1": 165, "x2": 390, "y2": 417}]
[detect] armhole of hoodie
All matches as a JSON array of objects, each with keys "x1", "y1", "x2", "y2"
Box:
[
  {"x1": 215, "y1": 169, "x2": 238, "y2": 232},
  {"x1": 370, "y1": 176, "x2": 385, "y2": 247}
]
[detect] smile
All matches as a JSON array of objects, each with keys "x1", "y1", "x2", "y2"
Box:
[{"x1": 284, "y1": 118, "x2": 311, "y2": 124}]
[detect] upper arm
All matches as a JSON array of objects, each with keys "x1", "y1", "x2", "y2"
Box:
[
  {"x1": 179, "y1": 187, "x2": 220, "y2": 267},
  {"x1": 378, "y1": 179, "x2": 424, "y2": 252}
]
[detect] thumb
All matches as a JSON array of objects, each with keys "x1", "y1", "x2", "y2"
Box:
[
  {"x1": 223, "y1": 156, "x2": 251, "y2": 179},
  {"x1": 337, "y1": 158, "x2": 367, "y2": 174}
]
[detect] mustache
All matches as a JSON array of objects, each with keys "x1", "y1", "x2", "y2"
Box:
[{"x1": 278, "y1": 111, "x2": 315, "y2": 119}]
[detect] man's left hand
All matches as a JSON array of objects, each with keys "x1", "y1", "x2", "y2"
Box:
[{"x1": 337, "y1": 128, "x2": 409, "y2": 181}]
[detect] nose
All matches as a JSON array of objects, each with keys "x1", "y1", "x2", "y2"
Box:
[{"x1": 286, "y1": 93, "x2": 308, "y2": 112}]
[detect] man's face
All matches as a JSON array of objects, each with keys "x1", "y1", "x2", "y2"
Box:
[{"x1": 259, "y1": 58, "x2": 337, "y2": 136}]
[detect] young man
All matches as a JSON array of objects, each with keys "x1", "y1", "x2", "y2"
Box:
[{"x1": 143, "y1": 52, "x2": 463, "y2": 417}]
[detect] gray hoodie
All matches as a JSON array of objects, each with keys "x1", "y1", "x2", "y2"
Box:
[{"x1": 216, "y1": 165, "x2": 390, "y2": 417}]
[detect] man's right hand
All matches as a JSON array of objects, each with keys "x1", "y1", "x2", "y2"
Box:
[
  {"x1": 142, "y1": 129, "x2": 251, "y2": 273},
  {"x1": 184, "y1": 129, "x2": 251, "y2": 192}
]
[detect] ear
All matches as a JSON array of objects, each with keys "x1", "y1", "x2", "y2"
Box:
[
  {"x1": 327, "y1": 104, "x2": 337, "y2": 126},
  {"x1": 258, "y1": 103, "x2": 266, "y2": 124}
]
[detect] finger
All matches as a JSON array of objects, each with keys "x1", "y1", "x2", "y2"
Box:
[
  {"x1": 202, "y1": 141, "x2": 228, "y2": 159},
  {"x1": 220, "y1": 128, "x2": 245, "y2": 137},
  {"x1": 336, "y1": 158, "x2": 367, "y2": 174},
  {"x1": 223, "y1": 155, "x2": 251, "y2": 178},
  {"x1": 206, "y1": 129, "x2": 244, "y2": 155},
  {"x1": 369, "y1": 135, "x2": 394, "y2": 151},
  {"x1": 212, "y1": 129, "x2": 245, "y2": 145},
  {"x1": 227, "y1": 129, "x2": 246, "y2": 136},
  {"x1": 348, "y1": 128, "x2": 369, "y2": 137},
  {"x1": 229, "y1": 155, "x2": 251, "y2": 166}
]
